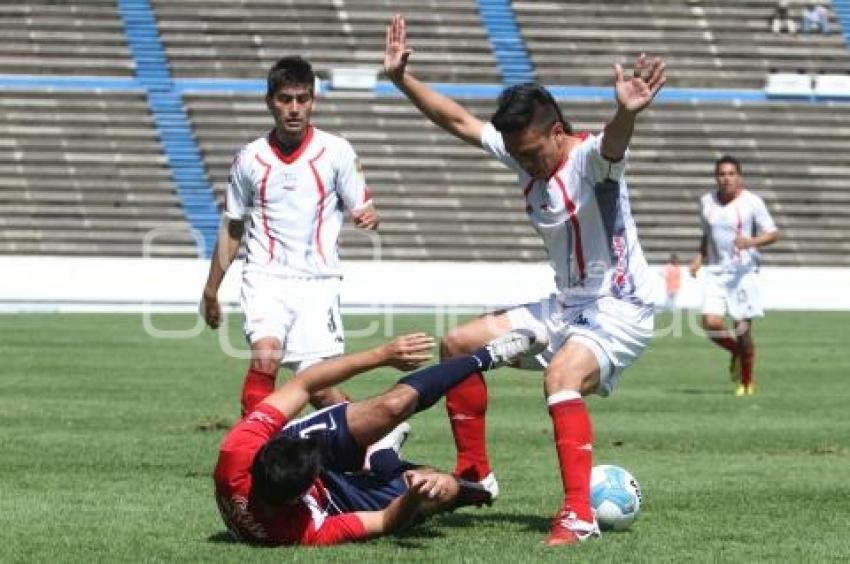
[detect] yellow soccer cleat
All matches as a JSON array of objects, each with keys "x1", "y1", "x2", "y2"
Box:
[{"x1": 735, "y1": 384, "x2": 755, "y2": 396}]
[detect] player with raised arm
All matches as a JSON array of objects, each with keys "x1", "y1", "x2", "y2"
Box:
[
  {"x1": 384, "y1": 15, "x2": 665, "y2": 546},
  {"x1": 689, "y1": 155, "x2": 780, "y2": 396},
  {"x1": 214, "y1": 329, "x2": 542, "y2": 546},
  {"x1": 200, "y1": 56, "x2": 379, "y2": 414}
]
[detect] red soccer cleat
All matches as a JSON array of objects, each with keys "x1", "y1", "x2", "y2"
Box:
[{"x1": 545, "y1": 508, "x2": 600, "y2": 547}]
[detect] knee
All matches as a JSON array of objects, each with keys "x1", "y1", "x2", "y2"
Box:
[
  {"x1": 376, "y1": 387, "x2": 418, "y2": 421},
  {"x1": 440, "y1": 332, "x2": 467, "y2": 359},
  {"x1": 250, "y1": 348, "x2": 282, "y2": 374},
  {"x1": 544, "y1": 359, "x2": 591, "y2": 396}
]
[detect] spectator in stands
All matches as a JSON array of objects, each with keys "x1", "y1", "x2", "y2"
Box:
[
  {"x1": 200, "y1": 56, "x2": 379, "y2": 416},
  {"x1": 663, "y1": 254, "x2": 681, "y2": 311},
  {"x1": 770, "y1": 1, "x2": 797, "y2": 34},
  {"x1": 802, "y1": 4, "x2": 830, "y2": 34}
]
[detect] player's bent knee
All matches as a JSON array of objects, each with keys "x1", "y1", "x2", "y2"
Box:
[
  {"x1": 543, "y1": 361, "x2": 584, "y2": 394},
  {"x1": 376, "y1": 387, "x2": 418, "y2": 421},
  {"x1": 250, "y1": 357, "x2": 281, "y2": 374},
  {"x1": 440, "y1": 333, "x2": 468, "y2": 358}
]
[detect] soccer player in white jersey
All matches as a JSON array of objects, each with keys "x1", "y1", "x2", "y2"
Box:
[
  {"x1": 689, "y1": 155, "x2": 780, "y2": 396},
  {"x1": 201, "y1": 56, "x2": 379, "y2": 415},
  {"x1": 384, "y1": 15, "x2": 665, "y2": 546}
]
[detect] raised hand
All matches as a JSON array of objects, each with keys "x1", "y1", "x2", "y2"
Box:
[
  {"x1": 384, "y1": 14, "x2": 412, "y2": 83},
  {"x1": 614, "y1": 54, "x2": 666, "y2": 114},
  {"x1": 381, "y1": 332, "x2": 434, "y2": 371}
]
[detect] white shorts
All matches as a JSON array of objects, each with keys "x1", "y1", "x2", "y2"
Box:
[
  {"x1": 701, "y1": 269, "x2": 763, "y2": 321},
  {"x1": 507, "y1": 295, "x2": 654, "y2": 397},
  {"x1": 241, "y1": 273, "x2": 345, "y2": 364}
]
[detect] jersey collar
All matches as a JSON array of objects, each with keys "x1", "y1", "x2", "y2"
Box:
[{"x1": 267, "y1": 126, "x2": 314, "y2": 165}]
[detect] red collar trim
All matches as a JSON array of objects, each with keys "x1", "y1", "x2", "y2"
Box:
[
  {"x1": 267, "y1": 126, "x2": 314, "y2": 164},
  {"x1": 715, "y1": 188, "x2": 744, "y2": 206}
]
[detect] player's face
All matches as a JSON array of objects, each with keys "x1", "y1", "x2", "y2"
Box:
[
  {"x1": 715, "y1": 162, "x2": 742, "y2": 199},
  {"x1": 267, "y1": 85, "x2": 314, "y2": 137},
  {"x1": 504, "y1": 121, "x2": 564, "y2": 180}
]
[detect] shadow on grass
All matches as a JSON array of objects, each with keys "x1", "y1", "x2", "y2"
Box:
[
  {"x1": 207, "y1": 531, "x2": 238, "y2": 544},
  {"x1": 435, "y1": 511, "x2": 551, "y2": 534},
  {"x1": 674, "y1": 388, "x2": 730, "y2": 395},
  {"x1": 207, "y1": 512, "x2": 555, "y2": 550}
]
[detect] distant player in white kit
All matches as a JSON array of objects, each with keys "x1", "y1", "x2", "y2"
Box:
[
  {"x1": 201, "y1": 56, "x2": 379, "y2": 414},
  {"x1": 384, "y1": 15, "x2": 665, "y2": 546},
  {"x1": 689, "y1": 155, "x2": 780, "y2": 396}
]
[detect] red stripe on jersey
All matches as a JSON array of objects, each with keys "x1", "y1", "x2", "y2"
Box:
[
  {"x1": 267, "y1": 126, "x2": 314, "y2": 165},
  {"x1": 255, "y1": 154, "x2": 275, "y2": 263},
  {"x1": 363, "y1": 186, "x2": 372, "y2": 204},
  {"x1": 553, "y1": 174, "x2": 586, "y2": 284},
  {"x1": 308, "y1": 148, "x2": 328, "y2": 264}
]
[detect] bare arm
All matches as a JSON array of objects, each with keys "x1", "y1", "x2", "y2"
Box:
[
  {"x1": 689, "y1": 234, "x2": 707, "y2": 277},
  {"x1": 354, "y1": 469, "x2": 459, "y2": 536},
  {"x1": 600, "y1": 55, "x2": 666, "y2": 162},
  {"x1": 200, "y1": 218, "x2": 244, "y2": 328},
  {"x1": 736, "y1": 229, "x2": 780, "y2": 250},
  {"x1": 384, "y1": 14, "x2": 484, "y2": 147},
  {"x1": 259, "y1": 333, "x2": 434, "y2": 420}
]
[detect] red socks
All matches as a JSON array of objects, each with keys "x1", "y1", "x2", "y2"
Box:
[
  {"x1": 710, "y1": 334, "x2": 739, "y2": 355},
  {"x1": 548, "y1": 393, "x2": 594, "y2": 522},
  {"x1": 741, "y1": 345, "x2": 755, "y2": 387},
  {"x1": 445, "y1": 371, "x2": 491, "y2": 481},
  {"x1": 240, "y1": 368, "x2": 276, "y2": 416}
]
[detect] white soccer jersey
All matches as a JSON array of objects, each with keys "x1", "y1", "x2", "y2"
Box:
[
  {"x1": 225, "y1": 126, "x2": 372, "y2": 277},
  {"x1": 481, "y1": 123, "x2": 655, "y2": 305},
  {"x1": 699, "y1": 189, "x2": 776, "y2": 274}
]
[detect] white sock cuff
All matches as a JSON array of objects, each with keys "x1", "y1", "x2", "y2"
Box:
[{"x1": 547, "y1": 390, "x2": 582, "y2": 406}]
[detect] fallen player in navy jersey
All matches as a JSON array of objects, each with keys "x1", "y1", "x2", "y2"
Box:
[{"x1": 214, "y1": 330, "x2": 543, "y2": 546}]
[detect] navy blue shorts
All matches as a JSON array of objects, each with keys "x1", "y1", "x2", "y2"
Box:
[{"x1": 278, "y1": 403, "x2": 416, "y2": 513}]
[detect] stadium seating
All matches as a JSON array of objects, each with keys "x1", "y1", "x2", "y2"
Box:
[
  {"x1": 150, "y1": 0, "x2": 500, "y2": 83},
  {"x1": 184, "y1": 91, "x2": 850, "y2": 266},
  {"x1": 0, "y1": 90, "x2": 198, "y2": 257},
  {"x1": 514, "y1": 0, "x2": 850, "y2": 89},
  {"x1": 0, "y1": 1, "x2": 134, "y2": 76}
]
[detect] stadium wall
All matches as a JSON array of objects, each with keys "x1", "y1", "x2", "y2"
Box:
[{"x1": 2, "y1": 257, "x2": 849, "y2": 313}]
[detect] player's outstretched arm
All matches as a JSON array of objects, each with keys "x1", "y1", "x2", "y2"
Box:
[
  {"x1": 355, "y1": 469, "x2": 460, "y2": 536},
  {"x1": 384, "y1": 14, "x2": 484, "y2": 147},
  {"x1": 200, "y1": 218, "x2": 245, "y2": 329},
  {"x1": 260, "y1": 333, "x2": 434, "y2": 420},
  {"x1": 600, "y1": 54, "x2": 666, "y2": 162}
]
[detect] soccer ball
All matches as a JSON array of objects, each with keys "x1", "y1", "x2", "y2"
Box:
[{"x1": 590, "y1": 464, "x2": 642, "y2": 531}]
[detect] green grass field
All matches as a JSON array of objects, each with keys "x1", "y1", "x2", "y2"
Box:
[{"x1": 1, "y1": 311, "x2": 849, "y2": 563}]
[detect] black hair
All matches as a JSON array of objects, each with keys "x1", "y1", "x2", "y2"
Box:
[
  {"x1": 715, "y1": 155, "x2": 742, "y2": 175},
  {"x1": 250, "y1": 434, "x2": 322, "y2": 507},
  {"x1": 266, "y1": 56, "x2": 315, "y2": 98},
  {"x1": 491, "y1": 83, "x2": 573, "y2": 135}
]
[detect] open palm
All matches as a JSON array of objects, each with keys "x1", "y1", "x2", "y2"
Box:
[
  {"x1": 384, "y1": 14, "x2": 412, "y2": 82},
  {"x1": 615, "y1": 54, "x2": 666, "y2": 113}
]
